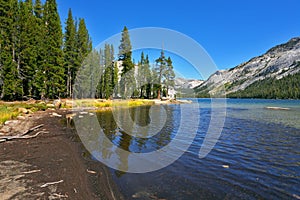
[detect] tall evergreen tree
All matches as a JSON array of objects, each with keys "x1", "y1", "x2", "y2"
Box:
[
  {"x1": 137, "y1": 52, "x2": 151, "y2": 98},
  {"x1": 151, "y1": 67, "x2": 160, "y2": 99},
  {"x1": 103, "y1": 44, "x2": 114, "y2": 99},
  {"x1": 32, "y1": 0, "x2": 46, "y2": 98},
  {"x1": 95, "y1": 48, "x2": 105, "y2": 98},
  {"x1": 118, "y1": 26, "x2": 135, "y2": 98},
  {"x1": 34, "y1": 0, "x2": 43, "y2": 18},
  {"x1": 113, "y1": 61, "x2": 119, "y2": 97},
  {"x1": 144, "y1": 55, "x2": 152, "y2": 98},
  {"x1": 0, "y1": 0, "x2": 93, "y2": 100},
  {"x1": 74, "y1": 18, "x2": 92, "y2": 97},
  {"x1": 18, "y1": 0, "x2": 39, "y2": 98},
  {"x1": 63, "y1": 8, "x2": 77, "y2": 97},
  {"x1": 155, "y1": 50, "x2": 167, "y2": 99},
  {"x1": 42, "y1": 0, "x2": 64, "y2": 98},
  {"x1": 76, "y1": 18, "x2": 92, "y2": 64},
  {"x1": 0, "y1": 0, "x2": 22, "y2": 100},
  {"x1": 136, "y1": 52, "x2": 145, "y2": 97},
  {"x1": 0, "y1": 0, "x2": 10, "y2": 98},
  {"x1": 164, "y1": 56, "x2": 175, "y2": 95},
  {"x1": 74, "y1": 50, "x2": 100, "y2": 98},
  {"x1": 110, "y1": 44, "x2": 118, "y2": 97}
]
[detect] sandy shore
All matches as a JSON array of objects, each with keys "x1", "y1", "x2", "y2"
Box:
[{"x1": 0, "y1": 109, "x2": 123, "y2": 200}]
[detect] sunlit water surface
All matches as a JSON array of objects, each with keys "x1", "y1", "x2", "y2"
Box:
[{"x1": 82, "y1": 99, "x2": 300, "y2": 200}]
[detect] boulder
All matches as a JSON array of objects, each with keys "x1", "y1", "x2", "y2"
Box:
[
  {"x1": 18, "y1": 108, "x2": 29, "y2": 114},
  {"x1": 17, "y1": 116, "x2": 26, "y2": 120},
  {"x1": 4, "y1": 120, "x2": 18, "y2": 126}
]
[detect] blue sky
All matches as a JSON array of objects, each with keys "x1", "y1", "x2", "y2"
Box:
[{"x1": 56, "y1": 0, "x2": 300, "y2": 79}]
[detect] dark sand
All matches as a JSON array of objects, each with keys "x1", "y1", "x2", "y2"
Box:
[{"x1": 0, "y1": 109, "x2": 123, "y2": 200}]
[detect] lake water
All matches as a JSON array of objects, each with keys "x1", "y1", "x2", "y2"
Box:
[{"x1": 79, "y1": 99, "x2": 300, "y2": 199}]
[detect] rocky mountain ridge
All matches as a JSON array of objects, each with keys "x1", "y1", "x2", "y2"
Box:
[
  {"x1": 195, "y1": 37, "x2": 300, "y2": 95},
  {"x1": 174, "y1": 78, "x2": 204, "y2": 89}
]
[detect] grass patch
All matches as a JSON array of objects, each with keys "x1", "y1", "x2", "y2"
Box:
[
  {"x1": 0, "y1": 99, "x2": 155, "y2": 125},
  {"x1": 72, "y1": 99, "x2": 155, "y2": 109},
  {"x1": 0, "y1": 104, "x2": 20, "y2": 125},
  {"x1": 0, "y1": 106, "x2": 19, "y2": 125},
  {"x1": 0, "y1": 101, "x2": 48, "y2": 125}
]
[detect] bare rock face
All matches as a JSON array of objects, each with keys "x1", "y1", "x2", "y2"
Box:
[
  {"x1": 175, "y1": 78, "x2": 204, "y2": 89},
  {"x1": 195, "y1": 37, "x2": 300, "y2": 94}
]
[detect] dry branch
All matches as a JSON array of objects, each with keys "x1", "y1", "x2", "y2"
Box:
[
  {"x1": 0, "y1": 130, "x2": 47, "y2": 143},
  {"x1": 22, "y1": 169, "x2": 41, "y2": 174},
  {"x1": 49, "y1": 193, "x2": 68, "y2": 198},
  {"x1": 21, "y1": 131, "x2": 47, "y2": 139},
  {"x1": 40, "y1": 180, "x2": 64, "y2": 188},
  {"x1": 87, "y1": 169, "x2": 97, "y2": 174},
  {"x1": 21, "y1": 124, "x2": 44, "y2": 136}
]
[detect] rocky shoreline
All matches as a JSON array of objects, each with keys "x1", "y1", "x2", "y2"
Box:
[{"x1": 0, "y1": 109, "x2": 123, "y2": 200}]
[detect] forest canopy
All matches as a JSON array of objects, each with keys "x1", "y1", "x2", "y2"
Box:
[{"x1": 0, "y1": 1, "x2": 175, "y2": 101}]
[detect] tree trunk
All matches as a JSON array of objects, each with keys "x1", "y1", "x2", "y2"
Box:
[{"x1": 157, "y1": 89, "x2": 161, "y2": 99}]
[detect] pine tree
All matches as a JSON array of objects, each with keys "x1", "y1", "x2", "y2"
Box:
[
  {"x1": 118, "y1": 26, "x2": 135, "y2": 98},
  {"x1": 104, "y1": 44, "x2": 113, "y2": 99},
  {"x1": 144, "y1": 55, "x2": 152, "y2": 98},
  {"x1": 32, "y1": 0, "x2": 45, "y2": 98},
  {"x1": 74, "y1": 50, "x2": 100, "y2": 98},
  {"x1": 74, "y1": 18, "x2": 92, "y2": 97},
  {"x1": 18, "y1": 0, "x2": 39, "y2": 98},
  {"x1": 136, "y1": 53, "x2": 143, "y2": 97},
  {"x1": 151, "y1": 67, "x2": 159, "y2": 99},
  {"x1": 155, "y1": 50, "x2": 167, "y2": 99},
  {"x1": 0, "y1": 0, "x2": 93, "y2": 100},
  {"x1": 63, "y1": 8, "x2": 77, "y2": 97},
  {"x1": 42, "y1": 0, "x2": 64, "y2": 98},
  {"x1": 164, "y1": 56, "x2": 175, "y2": 96},
  {"x1": 100, "y1": 48, "x2": 105, "y2": 98},
  {"x1": 34, "y1": 0, "x2": 43, "y2": 18},
  {"x1": 110, "y1": 44, "x2": 118, "y2": 97},
  {"x1": 76, "y1": 18, "x2": 92, "y2": 65},
  {"x1": 113, "y1": 61, "x2": 119, "y2": 97},
  {"x1": 0, "y1": 0, "x2": 23, "y2": 100},
  {"x1": 0, "y1": 0, "x2": 11, "y2": 98},
  {"x1": 137, "y1": 52, "x2": 151, "y2": 98}
]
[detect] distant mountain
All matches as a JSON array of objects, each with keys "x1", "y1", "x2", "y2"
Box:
[
  {"x1": 174, "y1": 78, "x2": 204, "y2": 97},
  {"x1": 195, "y1": 37, "x2": 300, "y2": 98},
  {"x1": 175, "y1": 78, "x2": 204, "y2": 89}
]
